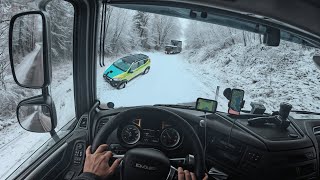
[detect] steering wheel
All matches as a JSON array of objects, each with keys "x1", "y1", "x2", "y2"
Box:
[{"x1": 91, "y1": 106, "x2": 206, "y2": 180}]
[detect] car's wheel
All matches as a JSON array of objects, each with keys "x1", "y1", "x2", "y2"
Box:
[
  {"x1": 117, "y1": 82, "x2": 126, "y2": 89},
  {"x1": 143, "y1": 67, "x2": 150, "y2": 74}
]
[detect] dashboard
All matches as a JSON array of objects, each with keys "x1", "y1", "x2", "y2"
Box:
[
  {"x1": 90, "y1": 106, "x2": 320, "y2": 180},
  {"x1": 117, "y1": 118, "x2": 183, "y2": 149}
]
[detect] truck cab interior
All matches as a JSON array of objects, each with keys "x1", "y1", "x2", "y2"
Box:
[{"x1": 3, "y1": 0, "x2": 320, "y2": 180}]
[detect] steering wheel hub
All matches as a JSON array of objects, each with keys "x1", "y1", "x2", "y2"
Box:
[
  {"x1": 91, "y1": 106, "x2": 205, "y2": 179},
  {"x1": 121, "y1": 148, "x2": 170, "y2": 180}
]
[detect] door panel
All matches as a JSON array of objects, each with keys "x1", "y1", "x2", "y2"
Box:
[{"x1": 14, "y1": 131, "x2": 88, "y2": 180}]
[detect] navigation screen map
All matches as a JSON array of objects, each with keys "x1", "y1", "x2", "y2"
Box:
[{"x1": 196, "y1": 98, "x2": 217, "y2": 113}]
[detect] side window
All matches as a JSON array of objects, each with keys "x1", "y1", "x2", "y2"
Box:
[
  {"x1": 47, "y1": 0, "x2": 75, "y2": 128},
  {"x1": 131, "y1": 63, "x2": 138, "y2": 70},
  {"x1": 0, "y1": 0, "x2": 75, "y2": 179},
  {"x1": 138, "y1": 60, "x2": 144, "y2": 67}
]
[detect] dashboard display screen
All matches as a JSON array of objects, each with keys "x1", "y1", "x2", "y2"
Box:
[{"x1": 196, "y1": 98, "x2": 218, "y2": 113}]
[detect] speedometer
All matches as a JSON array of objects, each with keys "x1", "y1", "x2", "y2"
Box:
[
  {"x1": 121, "y1": 125, "x2": 140, "y2": 145},
  {"x1": 160, "y1": 128, "x2": 180, "y2": 148}
]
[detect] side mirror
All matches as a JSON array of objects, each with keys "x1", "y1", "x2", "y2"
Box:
[
  {"x1": 17, "y1": 95, "x2": 57, "y2": 133},
  {"x1": 313, "y1": 56, "x2": 320, "y2": 70},
  {"x1": 128, "y1": 69, "x2": 133, "y2": 73},
  {"x1": 9, "y1": 11, "x2": 51, "y2": 89},
  {"x1": 263, "y1": 27, "x2": 280, "y2": 47}
]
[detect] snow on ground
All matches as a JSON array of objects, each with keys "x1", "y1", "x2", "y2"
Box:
[
  {"x1": 183, "y1": 42, "x2": 320, "y2": 113},
  {"x1": 1, "y1": 52, "x2": 224, "y2": 179},
  {"x1": 1, "y1": 44, "x2": 319, "y2": 179},
  {"x1": 14, "y1": 44, "x2": 41, "y2": 83},
  {"x1": 0, "y1": 61, "x2": 74, "y2": 180},
  {"x1": 97, "y1": 52, "x2": 226, "y2": 109}
]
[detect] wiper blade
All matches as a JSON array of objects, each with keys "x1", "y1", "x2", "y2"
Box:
[
  {"x1": 291, "y1": 110, "x2": 320, "y2": 115},
  {"x1": 154, "y1": 104, "x2": 195, "y2": 110}
]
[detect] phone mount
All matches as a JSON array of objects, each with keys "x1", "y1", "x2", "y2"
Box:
[
  {"x1": 248, "y1": 103, "x2": 292, "y2": 130},
  {"x1": 223, "y1": 88, "x2": 245, "y2": 114}
]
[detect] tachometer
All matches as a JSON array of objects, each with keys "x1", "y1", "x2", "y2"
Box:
[
  {"x1": 121, "y1": 125, "x2": 140, "y2": 145},
  {"x1": 160, "y1": 128, "x2": 180, "y2": 148}
]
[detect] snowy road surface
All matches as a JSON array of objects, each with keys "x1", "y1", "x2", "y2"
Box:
[
  {"x1": 97, "y1": 52, "x2": 224, "y2": 108},
  {"x1": 1, "y1": 52, "x2": 225, "y2": 179},
  {"x1": 0, "y1": 66, "x2": 75, "y2": 179},
  {"x1": 15, "y1": 44, "x2": 44, "y2": 86}
]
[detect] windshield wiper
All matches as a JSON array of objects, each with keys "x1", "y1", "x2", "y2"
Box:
[
  {"x1": 291, "y1": 110, "x2": 320, "y2": 115},
  {"x1": 154, "y1": 104, "x2": 196, "y2": 110}
]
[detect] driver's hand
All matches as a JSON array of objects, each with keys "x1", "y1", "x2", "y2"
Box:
[
  {"x1": 83, "y1": 144, "x2": 121, "y2": 179},
  {"x1": 178, "y1": 167, "x2": 208, "y2": 180}
]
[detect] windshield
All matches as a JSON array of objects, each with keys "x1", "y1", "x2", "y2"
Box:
[
  {"x1": 113, "y1": 58, "x2": 131, "y2": 71},
  {"x1": 97, "y1": 6, "x2": 320, "y2": 114}
]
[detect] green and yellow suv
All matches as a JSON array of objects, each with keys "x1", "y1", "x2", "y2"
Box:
[{"x1": 103, "y1": 54, "x2": 151, "y2": 89}]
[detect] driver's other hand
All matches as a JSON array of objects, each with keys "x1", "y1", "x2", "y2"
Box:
[
  {"x1": 83, "y1": 144, "x2": 121, "y2": 179},
  {"x1": 178, "y1": 167, "x2": 208, "y2": 180}
]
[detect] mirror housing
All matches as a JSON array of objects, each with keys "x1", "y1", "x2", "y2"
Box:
[
  {"x1": 17, "y1": 95, "x2": 57, "y2": 133},
  {"x1": 128, "y1": 69, "x2": 133, "y2": 73},
  {"x1": 313, "y1": 56, "x2": 320, "y2": 70},
  {"x1": 9, "y1": 11, "x2": 51, "y2": 89},
  {"x1": 263, "y1": 27, "x2": 280, "y2": 47}
]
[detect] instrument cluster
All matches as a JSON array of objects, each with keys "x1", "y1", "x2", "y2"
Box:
[{"x1": 117, "y1": 118, "x2": 182, "y2": 149}]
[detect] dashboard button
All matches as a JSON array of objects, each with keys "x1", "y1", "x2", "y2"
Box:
[{"x1": 76, "y1": 143, "x2": 83, "y2": 150}]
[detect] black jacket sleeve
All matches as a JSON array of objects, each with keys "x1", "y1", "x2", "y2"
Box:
[{"x1": 73, "y1": 172, "x2": 102, "y2": 180}]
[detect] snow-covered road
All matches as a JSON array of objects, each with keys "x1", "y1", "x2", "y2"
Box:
[
  {"x1": 97, "y1": 52, "x2": 224, "y2": 108},
  {"x1": 1, "y1": 52, "x2": 227, "y2": 179}
]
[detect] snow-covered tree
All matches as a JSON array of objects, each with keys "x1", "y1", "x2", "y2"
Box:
[
  {"x1": 0, "y1": 0, "x2": 36, "y2": 90},
  {"x1": 132, "y1": 11, "x2": 150, "y2": 49},
  {"x1": 150, "y1": 14, "x2": 182, "y2": 50},
  {"x1": 47, "y1": 0, "x2": 74, "y2": 63}
]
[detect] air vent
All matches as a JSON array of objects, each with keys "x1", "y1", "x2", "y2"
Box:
[
  {"x1": 300, "y1": 163, "x2": 315, "y2": 176},
  {"x1": 313, "y1": 126, "x2": 320, "y2": 135},
  {"x1": 96, "y1": 118, "x2": 109, "y2": 133},
  {"x1": 79, "y1": 117, "x2": 88, "y2": 128}
]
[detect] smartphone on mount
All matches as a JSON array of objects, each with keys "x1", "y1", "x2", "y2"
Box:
[{"x1": 228, "y1": 89, "x2": 245, "y2": 115}]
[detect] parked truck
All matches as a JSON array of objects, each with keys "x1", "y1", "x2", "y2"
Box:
[{"x1": 165, "y1": 40, "x2": 182, "y2": 54}]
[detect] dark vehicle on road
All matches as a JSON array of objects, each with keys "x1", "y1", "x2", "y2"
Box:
[
  {"x1": 3, "y1": 0, "x2": 320, "y2": 180},
  {"x1": 165, "y1": 40, "x2": 182, "y2": 54}
]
